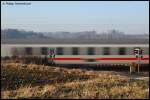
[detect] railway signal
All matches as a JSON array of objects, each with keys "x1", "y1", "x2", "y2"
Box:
[
  {"x1": 134, "y1": 48, "x2": 143, "y2": 55},
  {"x1": 133, "y1": 48, "x2": 143, "y2": 74},
  {"x1": 48, "y1": 48, "x2": 55, "y2": 64}
]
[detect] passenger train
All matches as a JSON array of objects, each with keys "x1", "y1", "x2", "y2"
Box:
[{"x1": 1, "y1": 39, "x2": 149, "y2": 65}]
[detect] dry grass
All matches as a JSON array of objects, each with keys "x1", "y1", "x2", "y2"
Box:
[{"x1": 1, "y1": 60, "x2": 149, "y2": 99}]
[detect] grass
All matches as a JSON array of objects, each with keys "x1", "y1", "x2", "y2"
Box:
[{"x1": 1, "y1": 60, "x2": 149, "y2": 99}]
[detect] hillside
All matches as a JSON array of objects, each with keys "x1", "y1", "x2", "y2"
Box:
[
  {"x1": 1, "y1": 29, "x2": 149, "y2": 40},
  {"x1": 1, "y1": 29, "x2": 47, "y2": 39}
]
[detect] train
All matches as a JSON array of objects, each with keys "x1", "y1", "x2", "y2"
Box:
[{"x1": 1, "y1": 39, "x2": 149, "y2": 65}]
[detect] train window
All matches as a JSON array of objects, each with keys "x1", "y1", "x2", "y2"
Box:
[
  {"x1": 143, "y1": 48, "x2": 149, "y2": 55},
  {"x1": 11, "y1": 48, "x2": 19, "y2": 56},
  {"x1": 146, "y1": 48, "x2": 149, "y2": 55},
  {"x1": 87, "y1": 47, "x2": 95, "y2": 55},
  {"x1": 56, "y1": 47, "x2": 63, "y2": 55},
  {"x1": 41, "y1": 47, "x2": 48, "y2": 55},
  {"x1": 25, "y1": 47, "x2": 32, "y2": 55},
  {"x1": 118, "y1": 47, "x2": 126, "y2": 55},
  {"x1": 103, "y1": 47, "x2": 110, "y2": 55},
  {"x1": 72, "y1": 47, "x2": 79, "y2": 55}
]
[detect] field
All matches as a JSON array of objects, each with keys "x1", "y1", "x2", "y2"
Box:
[{"x1": 1, "y1": 60, "x2": 149, "y2": 99}]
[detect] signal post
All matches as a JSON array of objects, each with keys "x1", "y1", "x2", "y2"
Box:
[{"x1": 134, "y1": 48, "x2": 143, "y2": 74}]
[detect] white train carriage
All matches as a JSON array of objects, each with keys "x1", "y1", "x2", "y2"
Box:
[{"x1": 1, "y1": 39, "x2": 149, "y2": 65}]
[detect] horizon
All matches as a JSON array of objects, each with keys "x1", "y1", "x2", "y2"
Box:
[
  {"x1": 2, "y1": 28, "x2": 149, "y2": 35},
  {"x1": 1, "y1": 1, "x2": 149, "y2": 34}
]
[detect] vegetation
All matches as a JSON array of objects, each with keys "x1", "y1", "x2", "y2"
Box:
[{"x1": 1, "y1": 60, "x2": 149, "y2": 99}]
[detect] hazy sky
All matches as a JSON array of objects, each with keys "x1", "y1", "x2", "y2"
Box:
[{"x1": 1, "y1": 1, "x2": 149, "y2": 34}]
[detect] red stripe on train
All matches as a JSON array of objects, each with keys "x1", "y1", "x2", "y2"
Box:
[
  {"x1": 48, "y1": 58, "x2": 149, "y2": 60},
  {"x1": 48, "y1": 58, "x2": 81, "y2": 60},
  {"x1": 96, "y1": 58, "x2": 149, "y2": 60}
]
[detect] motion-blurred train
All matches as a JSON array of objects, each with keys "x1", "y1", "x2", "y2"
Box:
[{"x1": 1, "y1": 39, "x2": 149, "y2": 65}]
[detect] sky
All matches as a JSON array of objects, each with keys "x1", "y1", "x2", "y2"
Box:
[{"x1": 1, "y1": 1, "x2": 149, "y2": 34}]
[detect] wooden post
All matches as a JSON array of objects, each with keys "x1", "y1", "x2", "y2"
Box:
[
  {"x1": 130, "y1": 64, "x2": 132, "y2": 74},
  {"x1": 138, "y1": 56, "x2": 140, "y2": 74},
  {"x1": 138, "y1": 64, "x2": 139, "y2": 74},
  {"x1": 130, "y1": 62, "x2": 137, "y2": 74}
]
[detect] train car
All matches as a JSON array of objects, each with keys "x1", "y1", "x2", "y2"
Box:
[{"x1": 1, "y1": 39, "x2": 149, "y2": 65}]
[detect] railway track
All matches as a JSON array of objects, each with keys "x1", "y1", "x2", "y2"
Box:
[
  {"x1": 1, "y1": 57, "x2": 149, "y2": 72},
  {"x1": 53, "y1": 64, "x2": 149, "y2": 72}
]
